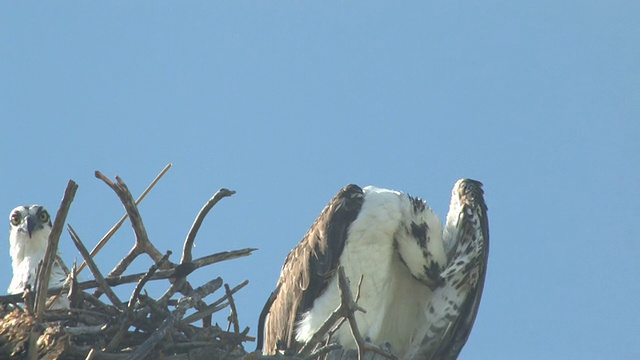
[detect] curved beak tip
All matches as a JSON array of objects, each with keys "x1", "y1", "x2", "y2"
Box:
[{"x1": 26, "y1": 217, "x2": 36, "y2": 238}]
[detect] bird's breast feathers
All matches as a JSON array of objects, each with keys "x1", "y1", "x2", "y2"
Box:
[{"x1": 295, "y1": 186, "x2": 446, "y2": 357}]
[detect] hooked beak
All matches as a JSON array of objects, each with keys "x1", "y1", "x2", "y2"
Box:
[{"x1": 26, "y1": 216, "x2": 36, "y2": 238}]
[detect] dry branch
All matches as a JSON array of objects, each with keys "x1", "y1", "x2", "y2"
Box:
[
  {"x1": 93, "y1": 172, "x2": 234, "y2": 320},
  {"x1": 224, "y1": 283, "x2": 240, "y2": 334},
  {"x1": 28, "y1": 180, "x2": 77, "y2": 360},
  {"x1": 33, "y1": 180, "x2": 77, "y2": 315},
  {"x1": 306, "y1": 343, "x2": 344, "y2": 360},
  {"x1": 180, "y1": 280, "x2": 249, "y2": 325},
  {"x1": 181, "y1": 188, "x2": 236, "y2": 263},
  {"x1": 128, "y1": 250, "x2": 172, "y2": 313},
  {"x1": 297, "y1": 267, "x2": 397, "y2": 360},
  {"x1": 68, "y1": 224, "x2": 125, "y2": 311},
  {"x1": 56, "y1": 254, "x2": 71, "y2": 276},
  {"x1": 106, "y1": 251, "x2": 173, "y2": 353},
  {"x1": 78, "y1": 163, "x2": 172, "y2": 275},
  {"x1": 126, "y1": 278, "x2": 224, "y2": 360},
  {"x1": 95, "y1": 171, "x2": 165, "y2": 279},
  {"x1": 0, "y1": 248, "x2": 257, "y2": 304},
  {"x1": 297, "y1": 267, "x2": 362, "y2": 357}
]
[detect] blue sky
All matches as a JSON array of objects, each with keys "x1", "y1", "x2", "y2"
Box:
[{"x1": 1, "y1": 2, "x2": 639, "y2": 359}]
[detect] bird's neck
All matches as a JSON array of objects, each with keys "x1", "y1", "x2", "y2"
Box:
[{"x1": 10, "y1": 232, "x2": 50, "y2": 270}]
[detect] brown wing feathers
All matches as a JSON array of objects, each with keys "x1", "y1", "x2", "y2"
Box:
[{"x1": 259, "y1": 184, "x2": 364, "y2": 354}]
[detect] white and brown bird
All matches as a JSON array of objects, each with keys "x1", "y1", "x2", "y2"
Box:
[
  {"x1": 258, "y1": 179, "x2": 489, "y2": 360},
  {"x1": 8, "y1": 205, "x2": 69, "y2": 309}
]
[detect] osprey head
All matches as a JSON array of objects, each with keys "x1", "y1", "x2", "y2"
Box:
[{"x1": 10, "y1": 205, "x2": 52, "y2": 239}]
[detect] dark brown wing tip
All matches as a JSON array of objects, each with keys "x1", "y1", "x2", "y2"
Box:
[
  {"x1": 335, "y1": 184, "x2": 364, "y2": 209},
  {"x1": 339, "y1": 184, "x2": 364, "y2": 196},
  {"x1": 455, "y1": 179, "x2": 487, "y2": 210},
  {"x1": 455, "y1": 178, "x2": 484, "y2": 191}
]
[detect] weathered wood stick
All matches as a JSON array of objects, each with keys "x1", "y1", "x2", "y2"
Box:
[
  {"x1": 68, "y1": 224, "x2": 126, "y2": 311},
  {"x1": 0, "y1": 248, "x2": 256, "y2": 303},
  {"x1": 78, "y1": 163, "x2": 172, "y2": 274},
  {"x1": 126, "y1": 278, "x2": 223, "y2": 360},
  {"x1": 28, "y1": 180, "x2": 78, "y2": 360},
  {"x1": 180, "y1": 280, "x2": 248, "y2": 325},
  {"x1": 181, "y1": 188, "x2": 236, "y2": 263}
]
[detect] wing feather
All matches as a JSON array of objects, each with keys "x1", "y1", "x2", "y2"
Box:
[
  {"x1": 408, "y1": 179, "x2": 489, "y2": 360},
  {"x1": 259, "y1": 184, "x2": 364, "y2": 354}
]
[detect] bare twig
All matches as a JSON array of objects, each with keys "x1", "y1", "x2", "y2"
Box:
[
  {"x1": 126, "y1": 278, "x2": 223, "y2": 360},
  {"x1": 28, "y1": 180, "x2": 78, "y2": 360},
  {"x1": 129, "y1": 250, "x2": 172, "y2": 313},
  {"x1": 305, "y1": 343, "x2": 343, "y2": 360},
  {"x1": 56, "y1": 254, "x2": 71, "y2": 276},
  {"x1": 181, "y1": 188, "x2": 236, "y2": 263},
  {"x1": 327, "y1": 275, "x2": 364, "y2": 343},
  {"x1": 298, "y1": 268, "x2": 396, "y2": 360},
  {"x1": 154, "y1": 247, "x2": 255, "y2": 306},
  {"x1": 191, "y1": 248, "x2": 257, "y2": 269},
  {"x1": 222, "y1": 326, "x2": 251, "y2": 359},
  {"x1": 78, "y1": 163, "x2": 172, "y2": 274},
  {"x1": 45, "y1": 256, "x2": 72, "y2": 309},
  {"x1": 43, "y1": 307, "x2": 118, "y2": 322},
  {"x1": 297, "y1": 268, "x2": 361, "y2": 356},
  {"x1": 156, "y1": 277, "x2": 188, "y2": 306},
  {"x1": 219, "y1": 327, "x2": 255, "y2": 343},
  {"x1": 224, "y1": 283, "x2": 240, "y2": 334},
  {"x1": 68, "y1": 224, "x2": 125, "y2": 311},
  {"x1": 33, "y1": 180, "x2": 77, "y2": 314},
  {"x1": 337, "y1": 269, "x2": 396, "y2": 360},
  {"x1": 81, "y1": 291, "x2": 120, "y2": 316},
  {"x1": 22, "y1": 285, "x2": 34, "y2": 314},
  {"x1": 354, "y1": 277, "x2": 364, "y2": 300},
  {"x1": 65, "y1": 324, "x2": 108, "y2": 336},
  {"x1": 340, "y1": 277, "x2": 366, "y2": 360},
  {"x1": 85, "y1": 348, "x2": 98, "y2": 360},
  {"x1": 106, "y1": 251, "x2": 173, "y2": 353},
  {"x1": 126, "y1": 316, "x2": 173, "y2": 359},
  {"x1": 137, "y1": 292, "x2": 171, "y2": 328},
  {"x1": 68, "y1": 260, "x2": 82, "y2": 308},
  {"x1": 95, "y1": 171, "x2": 165, "y2": 280},
  {"x1": 180, "y1": 280, "x2": 249, "y2": 325},
  {"x1": 104, "y1": 324, "x2": 128, "y2": 352},
  {"x1": 0, "y1": 248, "x2": 257, "y2": 305}
]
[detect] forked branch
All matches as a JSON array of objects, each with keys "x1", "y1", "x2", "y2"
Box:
[
  {"x1": 298, "y1": 267, "x2": 397, "y2": 360},
  {"x1": 77, "y1": 163, "x2": 172, "y2": 274}
]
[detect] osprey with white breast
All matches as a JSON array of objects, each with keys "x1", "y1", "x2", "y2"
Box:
[
  {"x1": 258, "y1": 179, "x2": 489, "y2": 360},
  {"x1": 8, "y1": 205, "x2": 69, "y2": 309}
]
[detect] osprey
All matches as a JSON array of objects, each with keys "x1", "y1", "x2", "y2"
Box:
[
  {"x1": 8, "y1": 205, "x2": 69, "y2": 309},
  {"x1": 258, "y1": 179, "x2": 489, "y2": 360}
]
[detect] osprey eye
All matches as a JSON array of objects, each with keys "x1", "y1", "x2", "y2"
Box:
[
  {"x1": 39, "y1": 211, "x2": 50, "y2": 222},
  {"x1": 10, "y1": 213, "x2": 21, "y2": 226}
]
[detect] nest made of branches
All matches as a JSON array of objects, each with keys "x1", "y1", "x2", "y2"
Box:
[{"x1": 0, "y1": 165, "x2": 256, "y2": 360}]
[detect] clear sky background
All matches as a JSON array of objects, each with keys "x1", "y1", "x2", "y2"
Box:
[{"x1": 1, "y1": 2, "x2": 639, "y2": 359}]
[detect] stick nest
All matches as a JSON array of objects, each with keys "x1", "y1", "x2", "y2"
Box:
[{"x1": 0, "y1": 166, "x2": 256, "y2": 360}]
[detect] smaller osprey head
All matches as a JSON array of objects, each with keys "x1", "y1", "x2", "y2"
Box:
[{"x1": 10, "y1": 205, "x2": 52, "y2": 239}]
